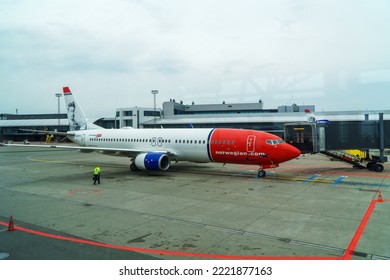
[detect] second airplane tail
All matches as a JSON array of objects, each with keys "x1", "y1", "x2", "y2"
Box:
[{"x1": 63, "y1": 86, "x2": 102, "y2": 131}]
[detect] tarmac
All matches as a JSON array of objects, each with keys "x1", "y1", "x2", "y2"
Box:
[{"x1": 0, "y1": 144, "x2": 389, "y2": 260}]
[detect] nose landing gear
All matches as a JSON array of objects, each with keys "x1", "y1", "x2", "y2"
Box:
[{"x1": 257, "y1": 169, "x2": 266, "y2": 178}]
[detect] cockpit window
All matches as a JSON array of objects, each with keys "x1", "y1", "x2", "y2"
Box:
[{"x1": 266, "y1": 139, "x2": 285, "y2": 145}]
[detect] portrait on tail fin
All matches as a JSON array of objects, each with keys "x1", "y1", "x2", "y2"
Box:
[
  {"x1": 67, "y1": 101, "x2": 86, "y2": 130},
  {"x1": 63, "y1": 87, "x2": 90, "y2": 131}
]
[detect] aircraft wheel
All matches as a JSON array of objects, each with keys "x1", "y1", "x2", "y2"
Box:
[
  {"x1": 374, "y1": 163, "x2": 384, "y2": 173},
  {"x1": 257, "y1": 170, "x2": 266, "y2": 178},
  {"x1": 130, "y1": 163, "x2": 138, "y2": 172}
]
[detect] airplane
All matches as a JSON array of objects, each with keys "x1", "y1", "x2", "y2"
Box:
[
  {"x1": 304, "y1": 109, "x2": 330, "y2": 124},
  {"x1": 3, "y1": 87, "x2": 301, "y2": 177}
]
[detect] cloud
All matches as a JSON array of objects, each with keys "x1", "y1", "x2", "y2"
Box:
[{"x1": 1, "y1": 0, "x2": 390, "y2": 116}]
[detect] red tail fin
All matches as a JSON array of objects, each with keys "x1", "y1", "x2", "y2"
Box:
[{"x1": 63, "y1": 87, "x2": 71, "y2": 95}]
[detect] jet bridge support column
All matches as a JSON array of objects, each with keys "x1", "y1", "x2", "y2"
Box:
[
  {"x1": 379, "y1": 113, "x2": 385, "y2": 160},
  {"x1": 366, "y1": 113, "x2": 387, "y2": 172}
]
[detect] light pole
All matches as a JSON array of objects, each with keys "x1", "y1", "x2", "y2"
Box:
[
  {"x1": 55, "y1": 93, "x2": 62, "y2": 128},
  {"x1": 151, "y1": 90, "x2": 158, "y2": 128}
]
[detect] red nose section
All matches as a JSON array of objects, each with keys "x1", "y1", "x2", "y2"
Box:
[{"x1": 285, "y1": 144, "x2": 301, "y2": 161}]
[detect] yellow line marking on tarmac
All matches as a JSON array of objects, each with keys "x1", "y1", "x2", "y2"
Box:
[
  {"x1": 267, "y1": 175, "x2": 335, "y2": 184},
  {"x1": 27, "y1": 157, "x2": 124, "y2": 169}
]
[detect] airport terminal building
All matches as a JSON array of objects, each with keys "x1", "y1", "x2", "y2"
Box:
[
  {"x1": 1, "y1": 100, "x2": 390, "y2": 153},
  {"x1": 142, "y1": 100, "x2": 314, "y2": 133},
  {"x1": 0, "y1": 101, "x2": 312, "y2": 142}
]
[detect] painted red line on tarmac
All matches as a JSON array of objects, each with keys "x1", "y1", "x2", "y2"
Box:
[
  {"x1": 342, "y1": 200, "x2": 378, "y2": 260},
  {"x1": 0, "y1": 221, "x2": 340, "y2": 260},
  {"x1": 4, "y1": 193, "x2": 387, "y2": 260}
]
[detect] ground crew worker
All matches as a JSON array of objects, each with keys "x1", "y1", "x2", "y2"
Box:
[{"x1": 93, "y1": 165, "x2": 101, "y2": 185}]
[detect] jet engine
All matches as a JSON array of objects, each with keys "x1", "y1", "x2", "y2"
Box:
[{"x1": 134, "y1": 152, "x2": 171, "y2": 171}]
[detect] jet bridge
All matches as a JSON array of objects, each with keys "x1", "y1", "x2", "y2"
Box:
[{"x1": 284, "y1": 113, "x2": 389, "y2": 172}]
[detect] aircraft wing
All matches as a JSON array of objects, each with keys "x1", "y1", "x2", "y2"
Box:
[
  {"x1": 2, "y1": 143, "x2": 179, "y2": 158},
  {"x1": 19, "y1": 129, "x2": 74, "y2": 137}
]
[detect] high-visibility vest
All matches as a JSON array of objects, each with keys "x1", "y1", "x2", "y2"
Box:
[{"x1": 94, "y1": 167, "x2": 100, "y2": 175}]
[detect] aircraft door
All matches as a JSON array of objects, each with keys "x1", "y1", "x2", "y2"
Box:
[
  {"x1": 247, "y1": 135, "x2": 256, "y2": 153},
  {"x1": 80, "y1": 134, "x2": 86, "y2": 146}
]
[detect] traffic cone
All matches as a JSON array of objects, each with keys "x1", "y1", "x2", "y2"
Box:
[
  {"x1": 7, "y1": 216, "x2": 15, "y2": 231},
  {"x1": 377, "y1": 190, "x2": 384, "y2": 202}
]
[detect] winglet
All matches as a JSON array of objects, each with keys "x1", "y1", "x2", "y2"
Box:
[{"x1": 63, "y1": 87, "x2": 71, "y2": 95}]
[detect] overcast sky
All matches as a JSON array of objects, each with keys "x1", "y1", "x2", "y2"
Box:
[{"x1": 1, "y1": 0, "x2": 390, "y2": 118}]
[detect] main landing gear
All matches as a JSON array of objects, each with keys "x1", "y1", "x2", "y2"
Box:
[
  {"x1": 257, "y1": 169, "x2": 266, "y2": 178},
  {"x1": 130, "y1": 159, "x2": 140, "y2": 172}
]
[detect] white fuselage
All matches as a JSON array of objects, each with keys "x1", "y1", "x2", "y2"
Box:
[{"x1": 70, "y1": 128, "x2": 214, "y2": 162}]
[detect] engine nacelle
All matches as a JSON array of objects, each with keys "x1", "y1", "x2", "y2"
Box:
[{"x1": 134, "y1": 152, "x2": 171, "y2": 171}]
